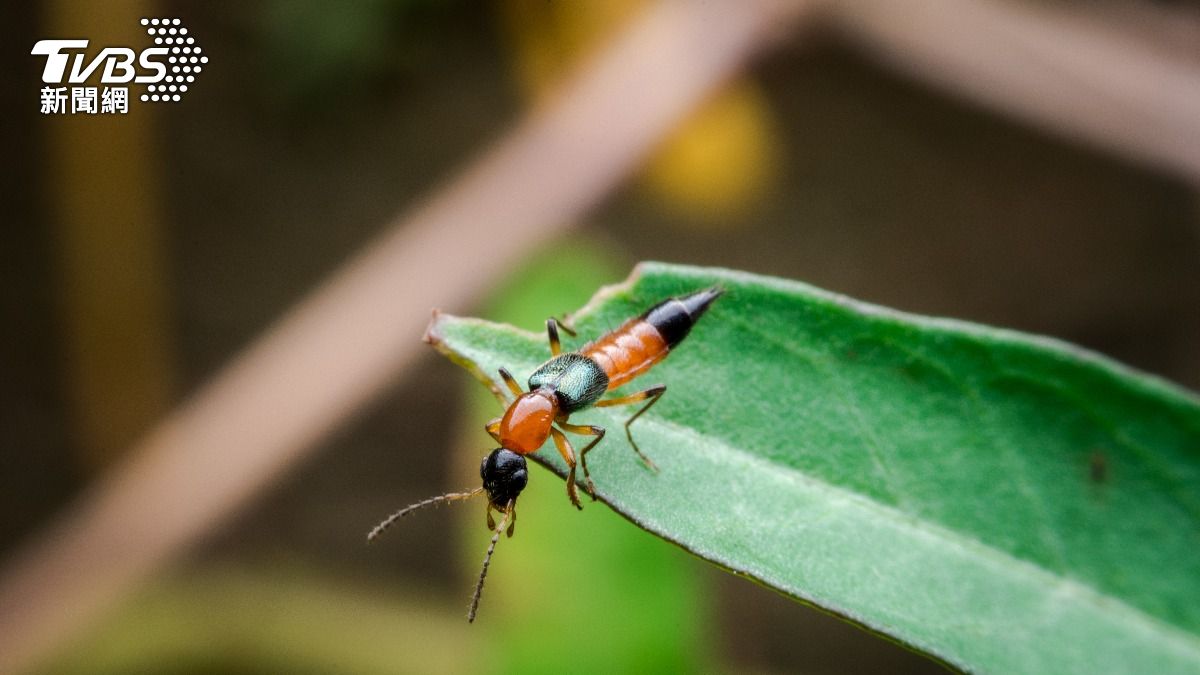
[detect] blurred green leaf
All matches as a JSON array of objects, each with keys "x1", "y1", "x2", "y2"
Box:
[
  {"x1": 462, "y1": 243, "x2": 710, "y2": 675},
  {"x1": 431, "y1": 262, "x2": 1200, "y2": 674},
  {"x1": 260, "y1": 0, "x2": 450, "y2": 104},
  {"x1": 40, "y1": 569, "x2": 473, "y2": 675}
]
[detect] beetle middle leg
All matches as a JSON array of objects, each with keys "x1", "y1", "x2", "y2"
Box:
[
  {"x1": 545, "y1": 317, "x2": 577, "y2": 357},
  {"x1": 558, "y1": 421, "x2": 605, "y2": 499},
  {"x1": 595, "y1": 384, "x2": 666, "y2": 471},
  {"x1": 549, "y1": 427, "x2": 583, "y2": 510}
]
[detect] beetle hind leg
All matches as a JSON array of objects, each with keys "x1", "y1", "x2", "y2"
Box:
[{"x1": 595, "y1": 384, "x2": 666, "y2": 471}]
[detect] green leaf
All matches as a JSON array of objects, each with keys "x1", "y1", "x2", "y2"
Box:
[{"x1": 427, "y1": 262, "x2": 1200, "y2": 674}]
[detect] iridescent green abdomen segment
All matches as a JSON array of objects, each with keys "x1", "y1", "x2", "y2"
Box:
[{"x1": 528, "y1": 353, "x2": 609, "y2": 413}]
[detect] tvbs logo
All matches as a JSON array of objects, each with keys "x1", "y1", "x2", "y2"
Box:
[{"x1": 32, "y1": 18, "x2": 206, "y2": 114}]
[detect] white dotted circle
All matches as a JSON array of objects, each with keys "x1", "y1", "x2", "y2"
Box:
[
  {"x1": 140, "y1": 93, "x2": 148, "y2": 101},
  {"x1": 140, "y1": 18, "x2": 149, "y2": 25},
  {"x1": 181, "y1": 84, "x2": 189, "y2": 92},
  {"x1": 173, "y1": 18, "x2": 181, "y2": 25},
  {"x1": 173, "y1": 94, "x2": 181, "y2": 102},
  {"x1": 186, "y1": 76, "x2": 194, "y2": 83},
  {"x1": 151, "y1": 18, "x2": 160, "y2": 25},
  {"x1": 151, "y1": 94, "x2": 160, "y2": 101},
  {"x1": 200, "y1": 56, "x2": 208, "y2": 64}
]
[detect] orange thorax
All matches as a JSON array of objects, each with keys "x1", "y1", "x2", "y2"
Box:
[{"x1": 499, "y1": 389, "x2": 559, "y2": 454}]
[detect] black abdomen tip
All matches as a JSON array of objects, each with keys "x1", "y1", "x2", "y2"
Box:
[
  {"x1": 643, "y1": 286, "x2": 723, "y2": 348},
  {"x1": 679, "y1": 287, "x2": 723, "y2": 318}
]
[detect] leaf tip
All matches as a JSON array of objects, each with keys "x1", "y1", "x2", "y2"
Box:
[{"x1": 423, "y1": 309, "x2": 446, "y2": 346}]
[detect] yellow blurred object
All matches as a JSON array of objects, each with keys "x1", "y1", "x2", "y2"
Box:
[
  {"x1": 641, "y1": 82, "x2": 775, "y2": 221},
  {"x1": 44, "y1": 0, "x2": 176, "y2": 469},
  {"x1": 499, "y1": 0, "x2": 776, "y2": 224}
]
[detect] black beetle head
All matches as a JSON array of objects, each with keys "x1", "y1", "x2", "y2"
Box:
[{"x1": 480, "y1": 448, "x2": 528, "y2": 508}]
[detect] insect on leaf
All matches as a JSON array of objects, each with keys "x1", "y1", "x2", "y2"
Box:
[{"x1": 426, "y1": 262, "x2": 1200, "y2": 674}]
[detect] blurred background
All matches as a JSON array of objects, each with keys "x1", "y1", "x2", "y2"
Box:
[{"x1": 4, "y1": 1, "x2": 1199, "y2": 673}]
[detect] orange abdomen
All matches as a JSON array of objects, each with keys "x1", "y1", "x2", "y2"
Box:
[{"x1": 582, "y1": 318, "x2": 669, "y2": 390}]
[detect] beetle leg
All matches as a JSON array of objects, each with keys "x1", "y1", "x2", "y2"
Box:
[
  {"x1": 497, "y1": 367, "x2": 523, "y2": 397},
  {"x1": 557, "y1": 421, "x2": 605, "y2": 499},
  {"x1": 551, "y1": 316, "x2": 576, "y2": 337},
  {"x1": 549, "y1": 427, "x2": 582, "y2": 510},
  {"x1": 545, "y1": 319, "x2": 562, "y2": 356},
  {"x1": 485, "y1": 418, "x2": 502, "y2": 444},
  {"x1": 595, "y1": 384, "x2": 666, "y2": 471}
]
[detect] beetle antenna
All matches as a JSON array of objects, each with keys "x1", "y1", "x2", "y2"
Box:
[
  {"x1": 367, "y1": 488, "x2": 484, "y2": 543},
  {"x1": 467, "y1": 500, "x2": 513, "y2": 623}
]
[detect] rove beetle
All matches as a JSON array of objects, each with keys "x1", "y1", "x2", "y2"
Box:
[{"x1": 368, "y1": 287, "x2": 721, "y2": 621}]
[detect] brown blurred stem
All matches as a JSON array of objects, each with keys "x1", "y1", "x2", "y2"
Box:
[
  {"x1": 48, "y1": 1, "x2": 176, "y2": 468},
  {"x1": 826, "y1": 0, "x2": 1200, "y2": 181},
  {"x1": 0, "y1": 1, "x2": 810, "y2": 672}
]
